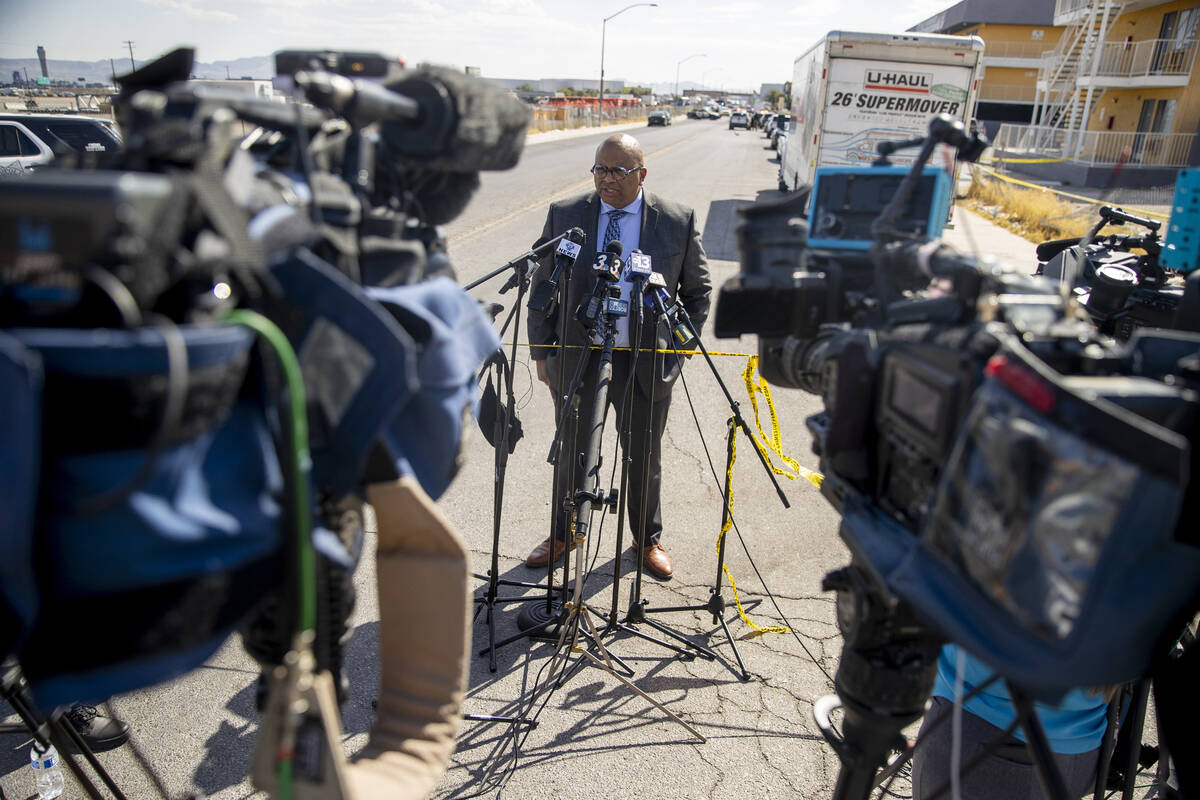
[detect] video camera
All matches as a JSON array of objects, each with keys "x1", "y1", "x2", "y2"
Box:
[
  {"x1": 1, "y1": 45, "x2": 529, "y2": 798},
  {"x1": 714, "y1": 115, "x2": 1200, "y2": 796},
  {"x1": 1035, "y1": 204, "x2": 1194, "y2": 340}
]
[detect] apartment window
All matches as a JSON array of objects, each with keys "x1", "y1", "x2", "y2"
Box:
[
  {"x1": 1152, "y1": 9, "x2": 1199, "y2": 71},
  {"x1": 1132, "y1": 98, "x2": 1177, "y2": 163}
]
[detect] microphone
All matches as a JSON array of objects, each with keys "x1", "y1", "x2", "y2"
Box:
[
  {"x1": 593, "y1": 240, "x2": 624, "y2": 283},
  {"x1": 380, "y1": 65, "x2": 534, "y2": 173},
  {"x1": 499, "y1": 258, "x2": 536, "y2": 295},
  {"x1": 528, "y1": 228, "x2": 586, "y2": 315},
  {"x1": 293, "y1": 70, "x2": 419, "y2": 128},
  {"x1": 576, "y1": 241, "x2": 625, "y2": 327},
  {"x1": 628, "y1": 250, "x2": 652, "y2": 294},
  {"x1": 643, "y1": 271, "x2": 694, "y2": 347}
]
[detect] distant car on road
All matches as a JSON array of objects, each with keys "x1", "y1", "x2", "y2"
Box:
[
  {"x1": 0, "y1": 113, "x2": 122, "y2": 174},
  {"x1": 647, "y1": 110, "x2": 672, "y2": 126},
  {"x1": 728, "y1": 111, "x2": 749, "y2": 130}
]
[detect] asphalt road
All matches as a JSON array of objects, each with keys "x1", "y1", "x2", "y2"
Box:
[{"x1": 0, "y1": 117, "x2": 1041, "y2": 800}]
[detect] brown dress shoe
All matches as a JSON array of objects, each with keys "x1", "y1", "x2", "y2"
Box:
[
  {"x1": 641, "y1": 544, "x2": 673, "y2": 580},
  {"x1": 525, "y1": 536, "x2": 574, "y2": 568}
]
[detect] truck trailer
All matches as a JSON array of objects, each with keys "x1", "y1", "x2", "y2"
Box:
[{"x1": 780, "y1": 31, "x2": 984, "y2": 193}]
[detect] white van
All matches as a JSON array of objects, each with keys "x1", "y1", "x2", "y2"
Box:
[{"x1": 0, "y1": 114, "x2": 122, "y2": 175}]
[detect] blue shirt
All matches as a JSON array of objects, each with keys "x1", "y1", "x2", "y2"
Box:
[
  {"x1": 596, "y1": 192, "x2": 644, "y2": 349},
  {"x1": 932, "y1": 644, "x2": 1108, "y2": 754}
]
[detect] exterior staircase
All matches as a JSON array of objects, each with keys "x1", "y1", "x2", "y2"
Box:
[{"x1": 1031, "y1": 0, "x2": 1121, "y2": 152}]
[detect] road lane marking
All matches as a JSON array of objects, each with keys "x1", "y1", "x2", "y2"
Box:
[{"x1": 448, "y1": 132, "x2": 704, "y2": 246}]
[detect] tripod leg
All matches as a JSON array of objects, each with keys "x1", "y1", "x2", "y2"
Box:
[
  {"x1": 715, "y1": 613, "x2": 751, "y2": 681},
  {"x1": 573, "y1": 646, "x2": 706, "y2": 742}
]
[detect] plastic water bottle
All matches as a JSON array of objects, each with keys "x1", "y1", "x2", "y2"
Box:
[{"x1": 30, "y1": 742, "x2": 65, "y2": 800}]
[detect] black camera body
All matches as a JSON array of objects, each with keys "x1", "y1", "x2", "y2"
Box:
[
  {"x1": 716, "y1": 116, "x2": 1200, "y2": 703},
  {"x1": 1037, "y1": 205, "x2": 1188, "y2": 341}
]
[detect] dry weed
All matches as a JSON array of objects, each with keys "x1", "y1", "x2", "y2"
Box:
[{"x1": 961, "y1": 171, "x2": 1144, "y2": 247}]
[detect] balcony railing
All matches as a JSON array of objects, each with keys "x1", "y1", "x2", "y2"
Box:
[
  {"x1": 977, "y1": 83, "x2": 1039, "y2": 103},
  {"x1": 983, "y1": 40, "x2": 1062, "y2": 59},
  {"x1": 993, "y1": 123, "x2": 1196, "y2": 167},
  {"x1": 1054, "y1": 0, "x2": 1098, "y2": 18},
  {"x1": 1093, "y1": 38, "x2": 1198, "y2": 77}
]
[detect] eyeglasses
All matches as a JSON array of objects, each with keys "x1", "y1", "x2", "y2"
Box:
[{"x1": 590, "y1": 164, "x2": 643, "y2": 179}]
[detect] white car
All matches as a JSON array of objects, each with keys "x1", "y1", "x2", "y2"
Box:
[{"x1": 0, "y1": 114, "x2": 122, "y2": 175}]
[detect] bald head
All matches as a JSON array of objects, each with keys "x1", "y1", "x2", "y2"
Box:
[
  {"x1": 592, "y1": 133, "x2": 646, "y2": 209},
  {"x1": 595, "y1": 133, "x2": 644, "y2": 164}
]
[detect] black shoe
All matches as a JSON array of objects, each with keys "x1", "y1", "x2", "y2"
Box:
[{"x1": 64, "y1": 703, "x2": 130, "y2": 751}]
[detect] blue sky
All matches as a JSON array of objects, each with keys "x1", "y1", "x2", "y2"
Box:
[{"x1": 2, "y1": 0, "x2": 955, "y2": 90}]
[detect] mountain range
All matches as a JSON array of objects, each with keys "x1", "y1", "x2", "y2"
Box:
[
  {"x1": 0, "y1": 55, "x2": 275, "y2": 85},
  {"x1": 1, "y1": 55, "x2": 756, "y2": 95}
]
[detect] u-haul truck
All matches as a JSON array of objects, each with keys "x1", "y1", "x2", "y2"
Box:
[{"x1": 780, "y1": 30, "x2": 984, "y2": 192}]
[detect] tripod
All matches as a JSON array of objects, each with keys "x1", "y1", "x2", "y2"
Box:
[
  {"x1": 1, "y1": 661, "x2": 128, "y2": 800},
  {"x1": 619, "y1": 302, "x2": 790, "y2": 680}
]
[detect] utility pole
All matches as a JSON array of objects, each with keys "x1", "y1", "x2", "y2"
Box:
[
  {"x1": 110, "y1": 58, "x2": 117, "y2": 83},
  {"x1": 123, "y1": 41, "x2": 135, "y2": 72}
]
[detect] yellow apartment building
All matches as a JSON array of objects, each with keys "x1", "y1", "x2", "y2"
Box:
[
  {"x1": 916, "y1": 0, "x2": 1199, "y2": 185},
  {"x1": 911, "y1": 0, "x2": 1066, "y2": 138}
]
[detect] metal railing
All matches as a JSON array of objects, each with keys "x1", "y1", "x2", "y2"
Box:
[
  {"x1": 977, "y1": 83, "x2": 1039, "y2": 102},
  {"x1": 983, "y1": 40, "x2": 1063, "y2": 59},
  {"x1": 993, "y1": 123, "x2": 1196, "y2": 166},
  {"x1": 1054, "y1": 0, "x2": 1117, "y2": 19},
  {"x1": 1093, "y1": 37, "x2": 1198, "y2": 77}
]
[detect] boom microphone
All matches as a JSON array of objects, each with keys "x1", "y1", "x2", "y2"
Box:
[
  {"x1": 381, "y1": 65, "x2": 534, "y2": 172},
  {"x1": 528, "y1": 228, "x2": 586, "y2": 315}
]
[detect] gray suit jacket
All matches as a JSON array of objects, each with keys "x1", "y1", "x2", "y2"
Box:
[{"x1": 526, "y1": 190, "x2": 711, "y2": 399}]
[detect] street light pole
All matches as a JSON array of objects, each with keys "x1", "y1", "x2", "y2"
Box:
[
  {"x1": 674, "y1": 53, "x2": 705, "y2": 105},
  {"x1": 599, "y1": 2, "x2": 657, "y2": 128}
]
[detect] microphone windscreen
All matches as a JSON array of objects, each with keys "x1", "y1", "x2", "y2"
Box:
[
  {"x1": 605, "y1": 240, "x2": 623, "y2": 257},
  {"x1": 381, "y1": 65, "x2": 532, "y2": 173}
]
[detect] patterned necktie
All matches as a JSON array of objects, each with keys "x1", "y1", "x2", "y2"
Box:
[{"x1": 603, "y1": 209, "x2": 626, "y2": 249}]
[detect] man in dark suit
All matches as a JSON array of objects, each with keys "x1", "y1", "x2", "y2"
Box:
[{"x1": 524, "y1": 133, "x2": 710, "y2": 580}]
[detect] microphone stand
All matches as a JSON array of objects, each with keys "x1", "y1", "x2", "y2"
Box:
[
  {"x1": 522, "y1": 286, "x2": 705, "y2": 741},
  {"x1": 471, "y1": 261, "x2": 557, "y2": 675},
  {"x1": 630, "y1": 304, "x2": 789, "y2": 681},
  {"x1": 462, "y1": 231, "x2": 570, "y2": 293},
  {"x1": 602, "y1": 288, "x2": 717, "y2": 661}
]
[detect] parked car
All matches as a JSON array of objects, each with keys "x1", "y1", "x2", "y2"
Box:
[
  {"x1": 769, "y1": 113, "x2": 791, "y2": 150},
  {"x1": 647, "y1": 110, "x2": 672, "y2": 126},
  {"x1": 776, "y1": 131, "x2": 790, "y2": 190},
  {"x1": 728, "y1": 111, "x2": 749, "y2": 130},
  {"x1": 0, "y1": 113, "x2": 122, "y2": 174}
]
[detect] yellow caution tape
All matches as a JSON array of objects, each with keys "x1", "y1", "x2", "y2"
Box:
[
  {"x1": 718, "y1": 418, "x2": 790, "y2": 638},
  {"x1": 501, "y1": 341, "x2": 754, "y2": 357},
  {"x1": 706, "y1": 356, "x2": 825, "y2": 639},
  {"x1": 741, "y1": 356, "x2": 824, "y2": 488},
  {"x1": 981, "y1": 154, "x2": 1089, "y2": 164},
  {"x1": 972, "y1": 165, "x2": 1170, "y2": 221}
]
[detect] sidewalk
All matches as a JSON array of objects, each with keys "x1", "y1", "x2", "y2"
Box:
[{"x1": 943, "y1": 205, "x2": 1040, "y2": 268}]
